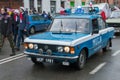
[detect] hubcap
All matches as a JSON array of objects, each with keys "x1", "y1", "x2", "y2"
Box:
[
  {"x1": 79, "y1": 53, "x2": 85, "y2": 65},
  {"x1": 31, "y1": 28, "x2": 35, "y2": 34}
]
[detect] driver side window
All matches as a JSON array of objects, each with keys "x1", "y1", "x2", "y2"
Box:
[{"x1": 92, "y1": 19, "x2": 99, "y2": 33}]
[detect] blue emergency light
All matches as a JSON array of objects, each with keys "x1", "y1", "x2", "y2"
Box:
[
  {"x1": 75, "y1": 7, "x2": 99, "y2": 14},
  {"x1": 60, "y1": 7, "x2": 99, "y2": 15}
]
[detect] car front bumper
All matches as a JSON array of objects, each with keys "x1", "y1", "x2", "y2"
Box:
[{"x1": 24, "y1": 51, "x2": 78, "y2": 60}]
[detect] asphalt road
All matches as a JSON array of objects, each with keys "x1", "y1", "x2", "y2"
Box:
[{"x1": 0, "y1": 37, "x2": 120, "y2": 80}]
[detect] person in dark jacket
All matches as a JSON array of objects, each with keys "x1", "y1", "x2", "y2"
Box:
[
  {"x1": 0, "y1": 8, "x2": 15, "y2": 56},
  {"x1": 41, "y1": 11, "x2": 47, "y2": 18},
  {"x1": 16, "y1": 7, "x2": 29, "y2": 51},
  {"x1": 13, "y1": 9, "x2": 20, "y2": 45},
  {"x1": 47, "y1": 12, "x2": 52, "y2": 20}
]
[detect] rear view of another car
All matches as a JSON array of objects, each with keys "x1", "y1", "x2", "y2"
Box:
[
  {"x1": 106, "y1": 10, "x2": 120, "y2": 35},
  {"x1": 27, "y1": 15, "x2": 51, "y2": 34}
]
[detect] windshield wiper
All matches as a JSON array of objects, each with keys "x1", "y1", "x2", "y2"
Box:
[
  {"x1": 75, "y1": 21, "x2": 78, "y2": 33},
  {"x1": 52, "y1": 20, "x2": 63, "y2": 34},
  {"x1": 51, "y1": 20, "x2": 63, "y2": 34},
  {"x1": 60, "y1": 20, "x2": 63, "y2": 33}
]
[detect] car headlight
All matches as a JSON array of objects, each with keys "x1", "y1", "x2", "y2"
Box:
[
  {"x1": 28, "y1": 43, "x2": 34, "y2": 49},
  {"x1": 64, "y1": 47, "x2": 70, "y2": 53},
  {"x1": 34, "y1": 44, "x2": 38, "y2": 49},
  {"x1": 57, "y1": 46, "x2": 63, "y2": 52},
  {"x1": 39, "y1": 48, "x2": 43, "y2": 54},
  {"x1": 46, "y1": 49, "x2": 52, "y2": 55}
]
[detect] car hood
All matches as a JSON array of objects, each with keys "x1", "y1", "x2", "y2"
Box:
[
  {"x1": 106, "y1": 18, "x2": 120, "y2": 23},
  {"x1": 24, "y1": 32, "x2": 90, "y2": 46}
]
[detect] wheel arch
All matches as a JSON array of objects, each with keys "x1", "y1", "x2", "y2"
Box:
[
  {"x1": 30, "y1": 25, "x2": 35, "y2": 30},
  {"x1": 80, "y1": 47, "x2": 89, "y2": 59},
  {"x1": 29, "y1": 25, "x2": 36, "y2": 34}
]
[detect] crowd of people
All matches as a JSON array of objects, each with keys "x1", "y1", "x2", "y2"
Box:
[
  {"x1": 0, "y1": 7, "x2": 28, "y2": 56},
  {"x1": 0, "y1": 7, "x2": 52, "y2": 56}
]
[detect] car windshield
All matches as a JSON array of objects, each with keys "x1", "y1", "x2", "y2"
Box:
[
  {"x1": 31, "y1": 15, "x2": 44, "y2": 21},
  {"x1": 50, "y1": 18, "x2": 90, "y2": 33},
  {"x1": 110, "y1": 11, "x2": 120, "y2": 18}
]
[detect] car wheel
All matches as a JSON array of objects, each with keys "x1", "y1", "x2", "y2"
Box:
[
  {"x1": 75, "y1": 49, "x2": 86, "y2": 70},
  {"x1": 31, "y1": 57, "x2": 43, "y2": 65},
  {"x1": 30, "y1": 27, "x2": 35, "y2": 34},
  {"x1": 102, "y1": 40, "x2": 111, "y2": 52}
]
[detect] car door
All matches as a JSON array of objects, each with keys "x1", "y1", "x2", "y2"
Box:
[
  {"x1": 37, "y1": 16, "x2": 46, "y2": 30},
  {"x1": 42, "y1": 18, "x2": 51, "y2": 30},
  {"x1": 31, "y1": 15, "x2": 41, "y2": 28},
  {"x1": 91, "y1": 18, "x2": 102, "y2": 53},
  {"x1": 98, "y1": 18, "x2": 109, "y2": 48}
]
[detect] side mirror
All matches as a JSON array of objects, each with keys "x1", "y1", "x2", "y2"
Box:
[
  {"x1": 92, "y1": 27, "x2": 99, "y2": 34},
  {"x1": 92, "y1": 29, "x2": 99, "y2": 34}
]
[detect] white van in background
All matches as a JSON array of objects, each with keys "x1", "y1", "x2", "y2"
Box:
[{"x1": 84, "y1": 3, "x2": 111, "y2": 18}]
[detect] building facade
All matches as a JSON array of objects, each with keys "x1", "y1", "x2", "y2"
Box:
[
  {"x1": 23, "y1": 0, "x2": 120, "y2": 14},
  {"x1": 23, "y1": 0, "x2": 82, "y2": 13},
  {"x1": 1, "y1": 0, "x2": 119, "y2": 14},
  {"x1": 81, "y1": 0, "x2": 120, "y2": 8},
  {"x1": 94, "y1": 0, "x2": 120, "y2": 8},
  {"x1": 0, "y1": 0, "x2": 81, "y2": 13},
  {"x1": 0, "y1": 0, "x2": 23, "y2": 9}
]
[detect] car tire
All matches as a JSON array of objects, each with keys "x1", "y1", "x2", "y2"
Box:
[
  {"x1": 31, "y1": 57, "x2": 43, "y2": 65},
  {"x1": 75, "y1": 49, "x2": 86, "y2": 70},
  {"x1": 30, "y1": 27, "x2": 35, "y2": 34},
  {"x1": 102, "y1": 40, "x2": 111, "y2": 52}
]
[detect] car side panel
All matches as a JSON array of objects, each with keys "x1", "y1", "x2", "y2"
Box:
[{"x1": 74, "y1": 34, "x2": 102, "y2": 57}]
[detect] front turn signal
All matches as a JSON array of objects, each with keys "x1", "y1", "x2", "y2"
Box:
[
  {"x1": 70, "y1": 47, "x2": 75, "y2": 54},
  {"x1": 24, "y1": 43, "x2": 28, "y2": 49}
]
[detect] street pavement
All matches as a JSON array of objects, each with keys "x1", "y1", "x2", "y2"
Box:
[{"x1": 0, "y1": 36, "x2": 120, "y2": 80}]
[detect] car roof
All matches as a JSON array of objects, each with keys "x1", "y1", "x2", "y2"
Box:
[
  {"x1": 112, "y1": 10, "x2": 120, "y2": 13},
  {"x1": 55, "y1": 14, "x2": 100, "y2": 19}
]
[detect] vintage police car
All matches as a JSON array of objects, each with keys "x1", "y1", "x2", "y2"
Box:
[{"x1": 24, "y1": 8, "x2": 114, "y2": 70}]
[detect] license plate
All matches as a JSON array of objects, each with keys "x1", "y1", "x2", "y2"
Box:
[
  {"x1": 37, "y1": 58, "x2": 54, "y2": 63},
  {"x1": 37, "y1": 58, "x2": 44, "y2": 62},
  {"x1": 45, "y1": 58, "x2": 54, "y2": 63}
]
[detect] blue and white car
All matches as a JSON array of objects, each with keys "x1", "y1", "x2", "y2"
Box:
[{"x1": 24, "y1": 10, "x2": 114, "y2": 70}]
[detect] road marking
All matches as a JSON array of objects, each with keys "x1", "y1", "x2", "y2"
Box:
[
  {"x1": 0, "y1": 53, "x2": 24, "y2": 62},
  {"x1": 0, "y1": 53, "x2": 26, "y2": 65},
  {"x1": 112, "y1": 50, "x2": 120, "y2": 56},
  {"x1": 89, "y1": 62, "x2": 106, "y2": 75}
]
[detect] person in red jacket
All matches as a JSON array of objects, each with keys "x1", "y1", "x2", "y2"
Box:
[{"x1": 13, "y1": 9, "x2": 20, "y2": 45}]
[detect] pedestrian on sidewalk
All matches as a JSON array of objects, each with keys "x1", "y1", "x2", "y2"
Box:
[
  {"x1": 16, "y1": 7, "x2": 29, "y2": 51},
  {"x1": 0, "y1": 8, "x2": 15, "y2": 56}
]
